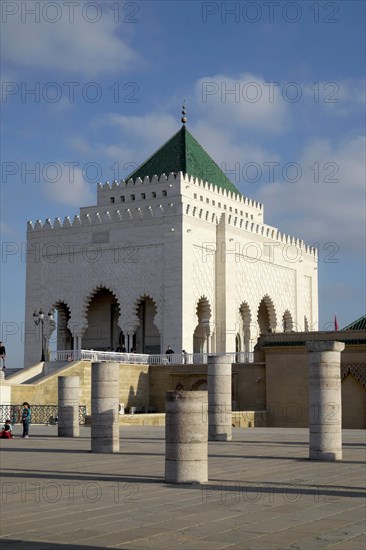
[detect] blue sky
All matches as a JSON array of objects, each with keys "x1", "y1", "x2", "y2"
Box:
[{"x1": 1, "y1": 0, "x2": 365, "y2": 367}]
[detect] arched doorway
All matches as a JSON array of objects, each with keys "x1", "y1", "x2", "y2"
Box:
[
  {"x1": 134, "y1": 296, "x2": 160, "y2": 353},
  {"x1": 257, "y1": 296, "x2": 276, "y2": 334},
  {"x1": 193, "y1": 297, "x2": 212, "y2": 353},
  {"x1": 82, "y1": 288, "x2": 121, "y2": 351},
  {"x1": 48, "y1": 302, "x2": 73, "y2": 354}
]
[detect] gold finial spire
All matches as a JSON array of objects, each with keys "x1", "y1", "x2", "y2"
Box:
[{"x1": 181, "y1": 101, "x2": 187, "y2": 125}]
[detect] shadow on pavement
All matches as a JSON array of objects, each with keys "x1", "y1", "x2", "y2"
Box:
[{"x1": 1, "y1": 541, "x2": 113, "y2": 549}]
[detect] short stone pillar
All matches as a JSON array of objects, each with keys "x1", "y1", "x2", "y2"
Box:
[
  {"x1": 306, "y1": 341, "x2": 345, "y2": 461},
  {"x1": 165, "y1": 391, "x2": 208, "y2": 484},
  {"x1": 91, "y1": 362, "x2": 119, "y2": 453},
  {"x1": 58, "y1": 376, "x2": 80, "y2": 437},
  {"x1": 0, "y1": 370, "x2": 11, "y2": 407},
  {"x1": 208, "y1": 354, "x2": 232, "y2": 441}
]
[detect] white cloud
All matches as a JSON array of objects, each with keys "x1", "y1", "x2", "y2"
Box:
[
  {"x1": 105, "y1": 113, "x2": 178, "y2": 147},
  {"x1": 1, "y1": 2, "x2": 139, "y2": 77},
  {"x1": 256, "y1": 136, "x2": 366, "y2": 253},
  {"x1": 193, "y1": 120, "x2": 279, "y2": 167},
  {"x1": 301, "y1": 78, "x2": 366, "y2": 116},
  {"x1": 43, "y1": 166, "x2": 94, "y2": 206},
  {"x1": 95, "y1": 113, "x2": 179, "y2": 174},
  {"x1": 196, "y1": 73, "x2": 289, "y2": 133}
]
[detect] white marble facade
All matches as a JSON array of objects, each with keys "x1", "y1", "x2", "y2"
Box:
[{"x1": 24, "y1": 171, "x2": 318, "y2": 367}]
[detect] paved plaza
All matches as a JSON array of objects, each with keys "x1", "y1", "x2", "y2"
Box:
[{"x1": 0, "y1": 426, "x2": 365, "y2": 549}]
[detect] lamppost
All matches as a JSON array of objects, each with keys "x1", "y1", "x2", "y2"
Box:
[{"x1": 33, "y1": 309, "x2": 53, "y2": 361}]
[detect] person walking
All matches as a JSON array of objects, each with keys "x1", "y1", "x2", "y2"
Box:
[
  {"x1": 21, "y1": 402, "x2": 31, "y2": 438},
  {"x1": 0, "y1": 342, "x2": 6, "y2": 368}
]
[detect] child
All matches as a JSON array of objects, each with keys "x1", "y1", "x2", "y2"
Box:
[
  {"x1": 0, "y1": 419, "x2": 14, "y2": 439},
  {"x1": 21, "y1": 402, "x2": 31, "y2": 438}
]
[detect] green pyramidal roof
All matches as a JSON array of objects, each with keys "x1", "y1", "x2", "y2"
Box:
[
  {"x1": 126, "y1": 125, "x2": 241, "y2": 195},
  {"x1": 342, "y1": 315, "x2": 366, "y2": 331}
]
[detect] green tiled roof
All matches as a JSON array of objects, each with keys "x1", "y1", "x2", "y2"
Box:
[
  {"x1": 126, "y1": 125, "x2": 241, "y2": 195},
  {"x1": 342, "y1": 315, "x2": 366, "y2": 331}
]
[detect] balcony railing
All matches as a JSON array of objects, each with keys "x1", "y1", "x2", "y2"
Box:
[
  {"x1": 49, "y1": 350, "x2": 149, "y2": 364},
  {"x1": 49, "y1": 350, "x2": 254, "y2": 365}
]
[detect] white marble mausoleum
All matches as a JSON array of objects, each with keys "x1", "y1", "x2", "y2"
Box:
[{"x1": 24, "y1": 119, "x2": 318, "y2": 367}]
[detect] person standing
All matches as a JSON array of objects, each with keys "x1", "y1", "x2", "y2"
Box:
[
  {"x1": 21, "y1": 402, "x2": 31, "y2": 438},
  {"x1": 165, "y1": 346, "x2": 174, "y2": 363},
  {"x1": 0, "y1": 341, "x2": 6, "y2": 368}
]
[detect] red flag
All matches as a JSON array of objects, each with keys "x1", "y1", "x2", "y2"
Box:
[{"x1": 334, "y1": 315, "x2": 339, "y2": 331}]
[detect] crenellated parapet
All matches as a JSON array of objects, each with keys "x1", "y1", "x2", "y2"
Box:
[
  {"x1": 27, "y1": 202, "x2": 181, "y2": 233},
  {"x1": 26, "y1": 171, "x2": 317, "y2": 258},
  {"x1": 96, "y1": 171, "x2": 263, "y2": 211}
]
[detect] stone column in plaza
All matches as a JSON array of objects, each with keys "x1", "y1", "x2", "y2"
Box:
[
  {"x1": 306, "y1": 341, "x2": 344, "y2": 461},
  {"x1": 91, "y1": 362, "x2": 120, "y2": 453},
  {"x1": 58, "y1": 376, "x2": 80, "y2": 437},
  {"x1": 0, "y1": 370, "x2": 11, "y2": 408},
  {"x1": 208, "y1": 354, "x2": 232, "y2": 441},
  {"x1": 165, "y1": 391, "x2": 208, "y2": 484}
]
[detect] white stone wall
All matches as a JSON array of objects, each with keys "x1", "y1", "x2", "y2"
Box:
[
  {"x1": 24, "y1": 172, "x2": 318, "y2": 366},
  {"x1": 180, "y1": 173, "x2": 318, "y2": 353}
]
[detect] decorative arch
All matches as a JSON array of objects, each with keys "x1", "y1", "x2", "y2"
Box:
[
  {"x1": 81, "y1": 284, "x2": 121, "y2": 321},
  {"x1": 47, "y1": 300, "x2": 73, "y2": 353},
  {"x1": 191, "y1": 378, "x2": 207, "y2": 391},
  {"x1": 257, "y1": 295, "x2": 277, "y2": 334},
  {"x1": 282, "y1": 310, "x2": 294, "y2": 332},
  {"x1": 239, "y1": 302, "x2": 252, "y2": 325},
  {"x1": 81, "y1": 285, "x2": 122, "y2": 351},
  {"x1": 193, "y1": 296, "x2": 213, "y2": 354},
  {"x1": 133, "y1": 294, "x2": 158, "y2": 317},
  {"x1": 133, "y1": 294, "x2": 161, "y2": 353},
  {"x1": 238, "y1": 302, "x2": 252, "y2": 352},
  {"x1": 195, "y1": 295, "x2": 212, "y2": 320}
]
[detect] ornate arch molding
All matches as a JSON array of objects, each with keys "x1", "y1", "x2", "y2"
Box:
[
  {"x1": 45, "y1": 298, "x2": 72, "y2": 336},
  {"x1": 195, "y1": 296, "x2": 214, "y2": 335},
  {"x1": 341, "y1": 363, "x2": 366, "y2": 388},
  {"x1": 191, "y1": 378, "x2": 208, "y2": 391},
  {"x1": 239, "y1": 301, "x2": 252, "y2": 326},
  {"x1": 133, "y1": 293, "x2": 162, "y2": 334},
  {"x1": 257, "y1": 294, "x2": 277, "y2": 331},
  {"x1": 80, "y1": 284, "x2": 122, "y2": 334},
  {"x1": 195, "y1": 295, "x2": 212, "y2": 321},
  {"x1": 282, "y1": 309, "x2": 294, "y2": 332},
  {"x1": 47, "y1": 299, "x2": 72, "y2": 318}
]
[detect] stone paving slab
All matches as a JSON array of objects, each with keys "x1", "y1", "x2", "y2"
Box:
[{"x1": 0, "y1": 426, "x2": 365, "y2": 549}]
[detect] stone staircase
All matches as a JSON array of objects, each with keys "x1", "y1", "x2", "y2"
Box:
[{"x1": 6, "y1": 361, "x2": 69, "y2": 384}]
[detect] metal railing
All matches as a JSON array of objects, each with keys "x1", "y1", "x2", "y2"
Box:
[
  {"x1": 49, "y1": 350, "x2": 254, "y2": 365},
  {"x1": 0, "y1": 405, "x2": 87, "y2": 425}
]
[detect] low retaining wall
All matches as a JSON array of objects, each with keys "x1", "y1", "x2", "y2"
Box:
[{"x1": 85, "y1": 411, "x2": 267, "y2": 428}]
